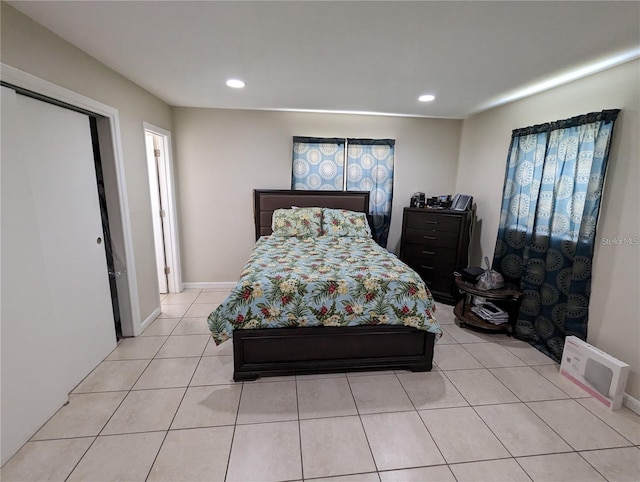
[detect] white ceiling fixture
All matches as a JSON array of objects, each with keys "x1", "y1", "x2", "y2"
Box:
[
  {"x1": 418, "y1": 95, "x2": 435, "y2": 103},
  {"x1": 8, "y1": 1, "x2": 640, "y2": 118},
  {"x1": 226, "y1": 79, "x2": 245, "y2": 89}
]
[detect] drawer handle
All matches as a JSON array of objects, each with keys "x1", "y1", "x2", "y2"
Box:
[
  {"x1": 423, "y1": 236, "x2": 436, "y2": 240},
  {"x1": 420, "y1": 265, "x2": 434, "y2": 270},
  {"x1": 424, "y1": 220, "x2": 438, "y2": 224},
  {"x1": 422, "y1": 250, "x2": 435, "y2": 255}
]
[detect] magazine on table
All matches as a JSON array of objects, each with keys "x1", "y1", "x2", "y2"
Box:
[{"x1": 471, "y1": 301, "x2": 508, "y2": 325}]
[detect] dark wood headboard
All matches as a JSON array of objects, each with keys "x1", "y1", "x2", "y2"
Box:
[{"x1": 254, "y1": 189, "x2": 370, "y2": 240}]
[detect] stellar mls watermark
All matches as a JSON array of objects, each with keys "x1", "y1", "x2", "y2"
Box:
[{"x1": 601, "y1": 237, "x2": 639, "y2": 246}]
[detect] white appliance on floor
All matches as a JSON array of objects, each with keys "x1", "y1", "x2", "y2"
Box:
[{"x1": 560, "y1": 336, "x2": 630, "y2": 410}]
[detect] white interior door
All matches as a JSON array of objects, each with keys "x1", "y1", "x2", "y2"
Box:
[
  {"x1": 145, "y1": 132, "x2": 169, "y2": 293},
  {"x1": 1, "y1": 87, "x2": 117, "y2": 463}
]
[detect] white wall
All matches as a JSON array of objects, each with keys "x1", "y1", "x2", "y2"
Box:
[
  {"x1": 456, "y1": 60, "x2": 640, "y2": 400},
  {"x1": 172, "y1": 108, "x2": 462, "y2": 283},
  {"x1": 1, "y1": 3, "x2": 173, "y2": 323}
]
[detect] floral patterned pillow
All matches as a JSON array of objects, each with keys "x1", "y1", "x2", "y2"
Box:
[
  {"x1": 271, "y1": 207, "x2": 323, "y2": 237},
  {"x1": 322, "y1": 208, "x2": 372, "y2": 237}
]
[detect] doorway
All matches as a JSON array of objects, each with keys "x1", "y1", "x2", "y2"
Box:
[{"x1": 144, "y1": 123, "x2": 182, "y2": 294}]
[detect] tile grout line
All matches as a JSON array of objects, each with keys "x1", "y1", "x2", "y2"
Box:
[
  {"x1": 572, "y1": 400, "x2": 640, "y2": 446},
  {"x1": 89, "y1": 290, "x2": 200, "y2": 481},
  {"x1": 393, "y1": 370, "x2": 449, "y2": 466},
  {"x1": 524, "y1": 399, "x2": 637, "y2": 452},
  {"x1": 438, "y1": 332, "x2": 526, "y2": 466},
  {"x1": 207, "y1": 289, "x2": 239, "y2": 482},
  {"x1": 142, "y1": 308, "x2": 206, "y2": 481},
  {"x1": 467, "y1": 374, "x2": 625, "y2": 470},
  {"x1": 345, "y1": 373, "x2": 380, "y2": 475},
  {"x1": 295, "y1": 376, "x2": 305, "y2": 481},
  {"x1": 574, "y1": 451, "x2": 614, "y2": 482},
  {"x1": 445, "y1": 337, "x2": 585, "y2": 465},
  {"x1": 61, "y1": 438, "x2": 94, "y2": 482},
  {"x1": 439, "y1": 329, "x2": 578, "y2": 470},
  {"x1": 62, "y1": 339, "x2": 158, "y2": 481},
  {"x1": 223, "y1": 378, "x2": 245, "y2": 482},
  {"x1": 442, "y1": 321, "x2": 593, "y2": 479},
  {"x1": 67, "y1": 288, "x2": 195, "y2": 480}
]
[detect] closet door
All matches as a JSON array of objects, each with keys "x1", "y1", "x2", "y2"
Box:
[{"x1": 1, "y1": 87, "x2": 116, "y2": 463}]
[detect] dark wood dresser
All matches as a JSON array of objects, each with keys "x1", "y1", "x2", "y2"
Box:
[{"x1": 400, "y1": 207, "x2": 472, "y2": 304}]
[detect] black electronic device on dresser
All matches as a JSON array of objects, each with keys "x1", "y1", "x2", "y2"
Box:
[{"x1": 400, "y1": 206, "x2": 472, "y2": 304}]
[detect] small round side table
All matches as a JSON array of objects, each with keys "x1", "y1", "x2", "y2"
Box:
[{"x1": 453, "y1": 277, "x2": 523, "y2": 335}]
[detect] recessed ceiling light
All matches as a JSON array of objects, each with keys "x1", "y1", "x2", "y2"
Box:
[
  {"x1": 418, "y1": 94, "x2": 435, "y2": 102},
  {"x1": 226, "y1": 79, "x2": 245, "y2": 88}
]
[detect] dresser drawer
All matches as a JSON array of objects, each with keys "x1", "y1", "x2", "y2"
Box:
[
  {"x1": 405, "y1": 250, "x2": 455, "y2": 273},
  {"x1": 403, "y1": 244, "x2": 457, "y2": 264},
  {"x1": 423, "y1": 277, "x2": 453, "y2": 296},
  {"x1": 407, "y1": 261, "x2": 455, "y2": 294},
  {"x1": 405, "y1": 211, "x2": 462, "y2": 233},
  {"x1": 404, "y1": 228, "x2": 459, "y2": 248}
]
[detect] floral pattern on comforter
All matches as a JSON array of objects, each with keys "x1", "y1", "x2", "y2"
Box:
[{"x1": 207, "y1": 236, "x2": 441, "y2": 344}]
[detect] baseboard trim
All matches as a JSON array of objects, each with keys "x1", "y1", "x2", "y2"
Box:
[
  {"x1": 139, "y1": 307, "x2": 161, "y2": 335},
  {"x1": 183, "y1": 282, "x2": 237, "y2": 290},
  {"x1": 623, "y1": 392, "x2": 640, "y2": 415}
]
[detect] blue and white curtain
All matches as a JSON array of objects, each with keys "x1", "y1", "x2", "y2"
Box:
[
  {"x1": 291, "y1": 137, "x2": 395, "y2": 247},
  {"x1": 292, "y1": 137, "x2": 344, "y2": 190},
  {"x1": 493, "y1": 110, "x2": 619, "y2": 361},
  {"x1": 346, "y1": 139, "x2": 395, "y2": 247}
]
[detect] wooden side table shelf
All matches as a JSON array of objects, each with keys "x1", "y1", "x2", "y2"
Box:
[{"x1": 453, "y1": 277, "x2": 523, "y2": 335}]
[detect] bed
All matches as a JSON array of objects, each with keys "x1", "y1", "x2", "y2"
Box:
[{"x1": 208, "y1": 189, "x2": 441, "y2": 381}]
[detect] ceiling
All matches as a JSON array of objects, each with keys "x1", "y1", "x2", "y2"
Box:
[{"x1": 10, "y1": 1, "x2": 640, "y2": 119}]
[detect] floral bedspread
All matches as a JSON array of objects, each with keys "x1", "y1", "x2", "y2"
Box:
[{"x1": 207, "y1": 236, "x2": 442, "y2": 344}]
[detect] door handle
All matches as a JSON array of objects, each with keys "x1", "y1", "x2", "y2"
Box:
[
  {"x1": 422, "y1": 250, "x2": 435, "y2": 255},
  {"x1": 420, "y1": 265, "x2": 434, "y2": 270},
  {"x1": 423, "y1": 236, "x2": 436, "y2": 240}
]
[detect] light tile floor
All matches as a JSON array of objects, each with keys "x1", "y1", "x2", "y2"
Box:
[{"x1": 2, "y1": 289, "x2": 640, "y2": 481}]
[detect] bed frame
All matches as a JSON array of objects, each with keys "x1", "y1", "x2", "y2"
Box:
[{"x1": 232, "y1": 189, "x2": 436, "y2": 381}]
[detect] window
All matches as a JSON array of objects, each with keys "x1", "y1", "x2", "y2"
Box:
[
  {"x1": 292, "y1": 137, "x2": 344, "y2": 190},
  {"x1": 291, "y1": 136, "x2": 395, "y2": 247}
]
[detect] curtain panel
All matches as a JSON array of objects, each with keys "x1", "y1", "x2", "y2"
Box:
[
  {"x1": 493, "y1": 109, "x2": 619, "y2": 360},
  {"x1": 292, "y1": 137, "x2": 345, "y2": 190},
  {"x1": 346, "y1": 139, "x2": 395, "y2": 246}
]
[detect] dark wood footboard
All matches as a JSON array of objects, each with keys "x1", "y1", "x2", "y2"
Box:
[{"x1": 232, "y1": 325, "x2": 435, "y2": 381}]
